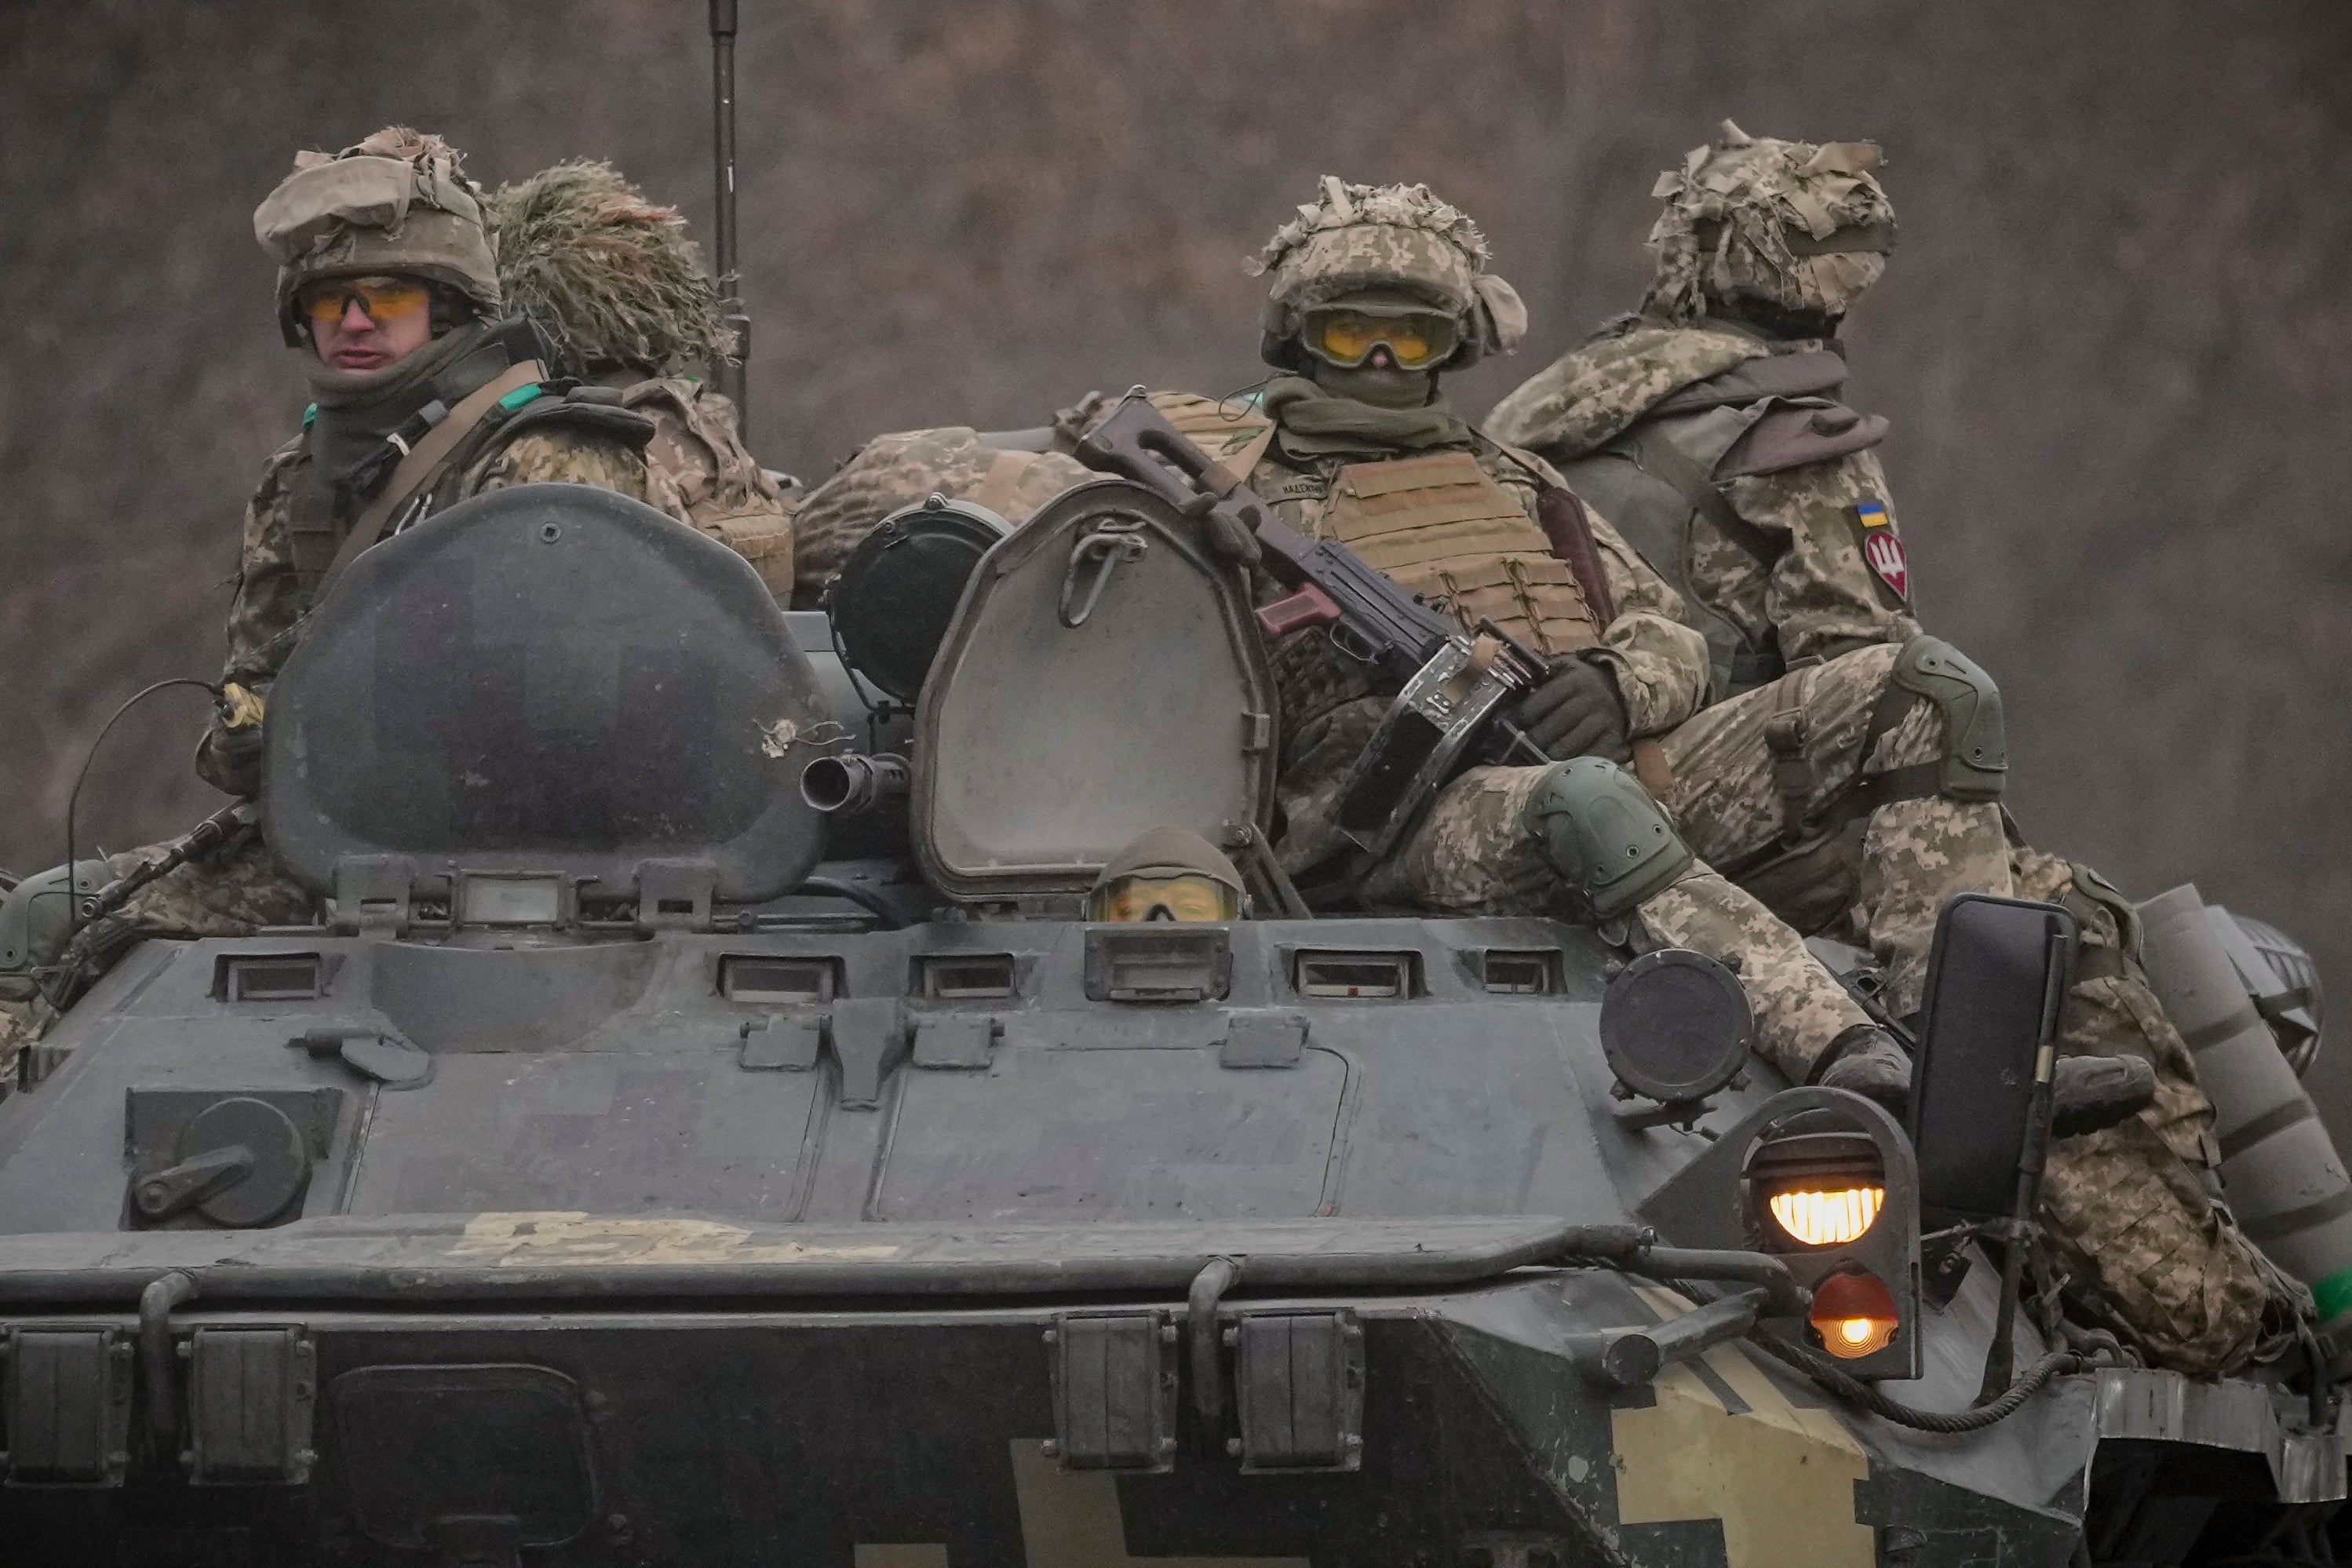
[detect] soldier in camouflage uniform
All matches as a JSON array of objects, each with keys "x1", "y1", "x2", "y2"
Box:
[
  {"x1": 202, "y1": 126, "x2": 665, "y2": 804},
  {"x1": 1488, "y1": 126, "x2": 2281, "y2": 1376},
  {"x1": 3, "y1": 129, "x2": 674, "y2": 1046},
  {"x1": 1232, "y1": 177, "x2": 1904, "y2": 1096},
  {"x1": 488, "y1": 159, "x2": 797, "y2": 600}
]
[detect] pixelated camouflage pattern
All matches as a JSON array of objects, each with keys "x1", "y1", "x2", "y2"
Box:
[
  {"x1": 1491, "y1": 322, "x2": 1920, "y2": 666},
  {"x1": 2038, "y1": 1117, "x2": 2274, "y2": 1377},
  {"x1": 1248, "y1": 440, "x2": 1711, "y2": 742},
  {"x1": 206, "y1": 419, "x2": 658, "y2": 795},
  {"x1": 461, "y1": 425, "x2": 652, "y2": 505},
  {"x1": 2012, "y1": 843, "x2": 2279, "y2": 1374},
  {"x1": 1659, "y1": 642, "x2": 2006, "y2": 1010},
  {"x1": 1376, "y1": 763, "x2": 1868, "y2": 1080},
  {"x1": 1486, "y1": 321, "x2": 1763, "y2": 458},
  {"x1": 1250, "y1": 177, "x2": 1526, "y2": 359},
  {"x1": 2012, "y1": 846, "x2": 2223, "y2": 1171},
  {"x1": 0, "y1": 999, "x2": 45, "y2": 1079},
  {"x1": 625, "y1": 377, "x2": 793, "y2": 600},
  {"x1": 108, "y1": 831, "x2": 313, "y2": 935},
  {"x1": 1717, "y1": 445, "x2": 1920, "y2": 662},
  {"x1": 788, "y1": 427, "x2": 1092, "y2": 606},
  {"x1": 0, "y1": 832, "x2": 311, "y2": 1077},
  {"x1": 1643, "y1": 123, "x2": 1895, "y2": 324}
]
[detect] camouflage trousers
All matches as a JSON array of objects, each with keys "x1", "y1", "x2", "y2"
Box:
[
  {"x1": 1657, "y1": 642, "x2": 2008, "y2": 1016},
  {"x1": 1383, "y1": 765, "x2": 1870, "y2": 1084}
]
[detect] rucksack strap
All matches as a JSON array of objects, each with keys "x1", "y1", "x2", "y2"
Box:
[{"x1": 314, "y1": 358, "x2": 546, "y2": 601}]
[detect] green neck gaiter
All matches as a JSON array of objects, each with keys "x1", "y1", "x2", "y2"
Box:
[
  {"x1": 1259, "y1": 374, "x2": 1474, "y2": 461},
  {"x1": 294, "y1": 321, "x2": 502, "y2": 523}
]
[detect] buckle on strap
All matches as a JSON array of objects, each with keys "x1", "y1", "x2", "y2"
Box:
[{"x1": 1764, "y1": 700, "x2": 1814, "y2": 847}]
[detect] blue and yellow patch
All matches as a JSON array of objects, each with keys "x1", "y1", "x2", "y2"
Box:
[{"x1": 1854, "y1": 498, "x2": 1892, "y2": 530}]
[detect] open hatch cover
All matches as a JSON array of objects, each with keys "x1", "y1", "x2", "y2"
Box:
[
  {"x1": 263, "y1": 483, "x2": 830, "y2": 907},
  {"x1": 912, "y1": 477, "x2": 1277, "y2": 901}
]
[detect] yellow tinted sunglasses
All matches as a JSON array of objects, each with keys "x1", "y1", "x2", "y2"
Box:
[
  {"x1": 1088, "y1": 873, "x2": 1239, "y2": 924},
  {"x1": 299, "y1": 277, "x2": 432, "y2": 330},
  {"x1": 1303, "y1": 307, "x2": 1460, "y2": 370}
]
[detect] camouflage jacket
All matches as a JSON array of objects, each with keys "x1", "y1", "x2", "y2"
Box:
[
  {"x1": 1487, "y1": 319, "x2": 1920, "y2": 701},
  {"x1": 625, "y1": 377, "x2": 797, "y2": 602},
  {"x1": 1249, "y1": 436, "x2": 1712, "y2": 880},
  {"x1": 200, "y1": 410, "x2": 659, "y2": 795}
]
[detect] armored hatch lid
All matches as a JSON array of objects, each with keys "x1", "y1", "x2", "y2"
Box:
[
  {"x1": 263, "y1": 483, "x2": 830, "y2": 906},
  {"x1": 910, "y1": 476, "x2": 1276, "y2": 901}
]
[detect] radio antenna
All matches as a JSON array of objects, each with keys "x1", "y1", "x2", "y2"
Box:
[{"x1": 709, "y1": 0, "x2": 750, "y2": 418}]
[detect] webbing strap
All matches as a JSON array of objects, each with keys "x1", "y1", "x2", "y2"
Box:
[
  {"x1": 315, "y1": 358, "x2": 546, "y2": 601},
  {"x1": 1764, "y1": 680, "x2": 1814, "y2": 848},
  {"x1": 1530, "y1": 481, "x2": 1674, "y2": 796},
  {"x1": 1616, "y1": 420, "x2": 1783, "y2": 571}
]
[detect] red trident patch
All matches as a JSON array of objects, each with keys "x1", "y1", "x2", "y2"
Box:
[{"x1": 1854, "y1": 499, "x2": 1908, "y2": 600}]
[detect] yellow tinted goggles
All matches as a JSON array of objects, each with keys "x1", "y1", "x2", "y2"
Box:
[
  {"x1": 299, "y1": 276, "x2": 432, "y2": 330},
  {"x1": 1303, "y1": 308, "x2": 1459, "y2": 370},
  {"x1": 1088, "y1": 873, "x2": 1238, "y2": 924}
]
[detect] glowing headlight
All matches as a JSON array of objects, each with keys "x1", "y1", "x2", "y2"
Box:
[{"x1": 1767, "y1": 1185, "x2": 1885, "y2": 1247}]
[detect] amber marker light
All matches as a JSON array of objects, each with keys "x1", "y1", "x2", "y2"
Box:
[
  {"x1": 1766, "y1": 1184, "x2": 1886, "y2": 1247},
  {"x1": 1810, "y1": 1270, "x2": 1901, "y2": 1358}
]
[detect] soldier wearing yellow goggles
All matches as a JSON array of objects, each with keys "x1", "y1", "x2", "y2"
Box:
[
  {"x1": 1299, "y1": 304, "x2": 1461, "y2": 371},
  {"x1": 1087, "y1": 826, "x2": 1248, "y2": 924}
]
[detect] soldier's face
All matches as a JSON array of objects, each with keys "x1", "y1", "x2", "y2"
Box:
[
  {"x1": 1308, "y1": 350, "x2": 1439, "y2": 410},
  {"x1": 303, "y1": 276, "x2": 433, "y2": 373}
]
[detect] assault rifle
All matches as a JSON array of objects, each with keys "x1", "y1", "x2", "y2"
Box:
[{"x1": 1074, "y1": 393, "x2": 1552, "y2": 869}]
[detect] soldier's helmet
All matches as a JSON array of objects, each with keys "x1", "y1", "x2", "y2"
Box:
[
  {"x1": 1249, "y1": 176, "x2": 1526, "y2": 375},
  {"x1": 253, "y1": 126, "x2": 501, "y2": 348},
  {"x1": 487, "y1": 160, "x2": 735, "y2": 381},
  {"x1": 1088, "y1": 826, "x2": 1247, "y2": 924},
  {"x1": 1642, "y1": 121, "x2": 1897, "y2": 328}
]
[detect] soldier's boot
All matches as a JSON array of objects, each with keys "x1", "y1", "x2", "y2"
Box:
[
  {"x1": 2050, "y1": 1055, "x2": 2159, "y2": 1139},
  {"x1": 1813, "y1": 1024, "x2": 1910, "y2": 1114},
  {"x1": 1523, "y1": 757, "x2": 1874, "y2": 1086}
]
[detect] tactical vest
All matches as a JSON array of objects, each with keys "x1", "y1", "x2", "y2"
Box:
[
  {"x1": 1267, "y1": 448, "x2": 1599, "y2": 659},
  {"x1": 626, "y1": 377, "x2": 793, "y2": 600},
  {"x1": 1552, "y1": 348, "x2": 1884, "y2": 700}
]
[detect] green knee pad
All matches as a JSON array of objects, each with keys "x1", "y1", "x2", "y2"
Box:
[
  {"x1": 1523, "y1": 758, "x2": 1694, "y2": 921},
  {"x1": 1888, "y1": 635, "x2": 2007, "y2": 801}
]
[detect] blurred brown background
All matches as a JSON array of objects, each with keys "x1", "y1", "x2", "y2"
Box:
[{"x1": 3, "y1": 2, "x2": 2347, "y2": 1114}]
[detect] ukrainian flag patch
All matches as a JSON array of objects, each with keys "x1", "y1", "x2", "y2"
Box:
[{"x1": 1850, "y1": 497, "x2": 1909, "y2": 601}]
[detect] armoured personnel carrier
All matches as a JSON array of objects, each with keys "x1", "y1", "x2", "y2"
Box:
[{"x1": 0, "y1": 476, "x2": 2341, "y2": 1567}]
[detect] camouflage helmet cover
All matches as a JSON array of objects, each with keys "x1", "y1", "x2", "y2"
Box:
[
  {"x1": 488, "y1": 159, "x2": 734, "y2": 380},
  {"x1": 253, "y1": 126, "x2": 501, "y2": 345},
  {"x1": 1250, "y1": 176, "x2": 1527, "y2": 369},
  {"x1": 1642, "y1": 122, "x2": 1897, "y2": 326}
]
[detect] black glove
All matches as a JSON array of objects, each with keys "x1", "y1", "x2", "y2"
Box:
[
  {"x1": 1178, "y1": 491, "x2": 1263, "y2": 568},
  {"x1": 1512, "y1": 656, "x2": 1630, "y2": 762}
]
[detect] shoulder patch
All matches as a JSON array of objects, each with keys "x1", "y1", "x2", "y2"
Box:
[{"x1": 1850, "y1": 500, "x2": 1909, "y2": 602}]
